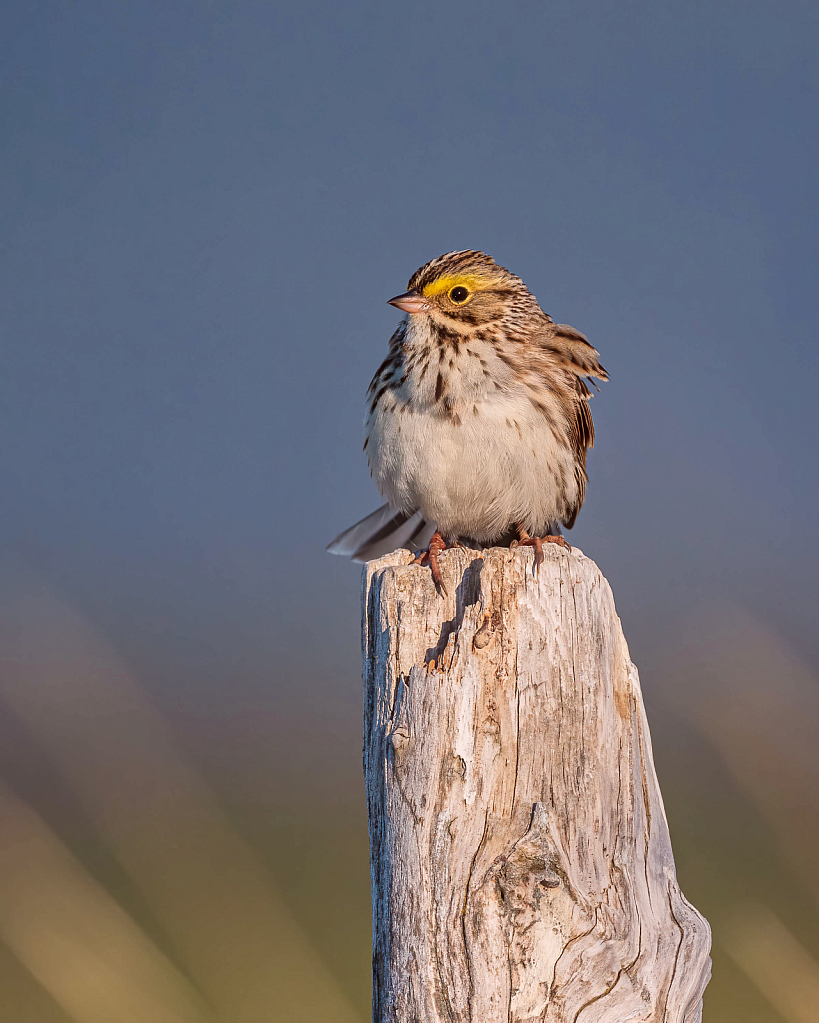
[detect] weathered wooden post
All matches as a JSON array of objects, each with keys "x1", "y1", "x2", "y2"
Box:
[{"x1": 363, "y1": 545, "x2": 711, "y2": 1023}]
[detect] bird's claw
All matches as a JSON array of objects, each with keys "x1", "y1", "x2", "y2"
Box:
[
  {"x1": 411, "y1": 530, "x2": 449, "y2": 596},
  {"x1": 512, "y1": 531, "x2": 570, "y2": 574}
]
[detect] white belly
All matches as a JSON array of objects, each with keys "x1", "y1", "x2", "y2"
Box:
[{"x1": 367, "y1": 390, "x2": 577, "y2": 541}]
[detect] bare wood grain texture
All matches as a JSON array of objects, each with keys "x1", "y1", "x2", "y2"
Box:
[{"x1": 363, "y1": 546, "x2": 710, "y2": 1023}]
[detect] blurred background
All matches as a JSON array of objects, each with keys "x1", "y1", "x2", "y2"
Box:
[{"x1": 1, "y1": 1, "x2": 818, "y2": 1019}]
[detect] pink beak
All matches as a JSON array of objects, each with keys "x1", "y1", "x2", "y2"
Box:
[{"x1": 387, "y1": 288, "x2": 428, "y2": 314}]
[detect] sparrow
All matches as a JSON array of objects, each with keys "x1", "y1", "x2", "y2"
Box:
[{"x1": 328, "y1": 250, "x2": 607, "y2": 592}]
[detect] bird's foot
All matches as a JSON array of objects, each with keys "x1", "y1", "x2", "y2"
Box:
[
  {"x1": 411, "y1": 530, "x2": 452, "y2": 595},
  {"x1": 511, "y1": 528, "x2": 571, "y2": 573}
]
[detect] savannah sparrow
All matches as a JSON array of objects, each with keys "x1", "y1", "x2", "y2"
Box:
[{"x1": 328, "y1": 250, "x2": 607, "y2": 592}]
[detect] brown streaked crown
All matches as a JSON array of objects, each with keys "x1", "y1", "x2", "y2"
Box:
[{"x1": 407, "y1": 249, "x2": 524, "y2": 294}]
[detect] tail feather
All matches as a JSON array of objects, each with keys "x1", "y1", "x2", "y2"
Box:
[{"x1": 327, "y1": 504, "x2": 433, "y2": 562}]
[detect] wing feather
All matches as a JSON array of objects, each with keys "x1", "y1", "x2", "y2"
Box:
[{"x1": 532, "y1": 322, "x2": 607, "y2": 529}]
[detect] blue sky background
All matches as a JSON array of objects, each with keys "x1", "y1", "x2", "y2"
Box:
[{"x1": 1, "y1": 2, "x2": 818, "y2": 1020}]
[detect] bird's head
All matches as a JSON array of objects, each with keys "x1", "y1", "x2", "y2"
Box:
[{"x1": 387, "y1": 250, "x2": 541, "y2": 332}]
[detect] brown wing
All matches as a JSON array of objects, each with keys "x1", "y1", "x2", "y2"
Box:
[
  {"x1": 534, "y1": 323, "x2": 608, "y2": 529},
  {"x1": 539, "y1": 323, "x2": 608, "y2": 385}
]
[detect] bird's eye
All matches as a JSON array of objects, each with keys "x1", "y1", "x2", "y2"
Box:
[{"x1": 449, "y1": 286, "x2": 469, "y2": 303}]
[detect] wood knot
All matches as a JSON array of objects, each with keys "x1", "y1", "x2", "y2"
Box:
[
  {"x1": 389, "y1": 729, "x2": 410, "y2": 752},
  {"x1": 472, "y1": 612, "x2": 493, "y2": 650}
]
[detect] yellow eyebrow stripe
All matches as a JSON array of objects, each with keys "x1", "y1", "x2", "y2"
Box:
[{"x1": 420, "y1": 273, "x2": 505, "y2": 298}]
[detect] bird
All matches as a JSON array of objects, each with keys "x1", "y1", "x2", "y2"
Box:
[{"x1": 327, "y1": 249, "x2": 607, "y2": 592}]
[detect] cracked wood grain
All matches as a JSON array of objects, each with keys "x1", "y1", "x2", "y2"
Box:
[{"x1": 363, "y1": 546, "x2": 711, "y2": 1023}]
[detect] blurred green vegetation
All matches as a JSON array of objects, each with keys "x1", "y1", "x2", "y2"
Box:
[{"x1": 0, "y1": 579, "x2": 817, "y2": 1022}]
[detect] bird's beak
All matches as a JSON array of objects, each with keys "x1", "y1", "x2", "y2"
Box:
[{"x1": 387, "y1": 289, "x2": 428, "y2": 314}]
